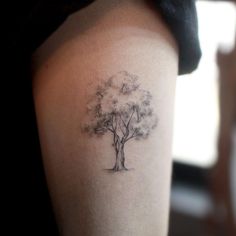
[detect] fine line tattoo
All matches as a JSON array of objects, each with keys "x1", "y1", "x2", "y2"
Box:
[{"x1": 83, "y1": 71, "x2": 158, "y2": 172}]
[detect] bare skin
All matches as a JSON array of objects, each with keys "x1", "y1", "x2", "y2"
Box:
[{"x1": 32, "y1": 0, "x2": 178, "y2": 235}]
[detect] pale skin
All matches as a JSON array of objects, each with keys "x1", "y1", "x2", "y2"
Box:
[{"x1": 32, "y1": 0, "x2": 178, "y2": 235}]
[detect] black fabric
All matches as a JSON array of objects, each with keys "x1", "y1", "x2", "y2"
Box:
[
  {"x1": 155, "y1": 0, "x2": 201, "y2": 74},
  {"x1": 7, "y1": 0, "x2": 201, "y2": 74},
  {"x1": 4, "y1": 0, "x2": 201, "y2": 235}
]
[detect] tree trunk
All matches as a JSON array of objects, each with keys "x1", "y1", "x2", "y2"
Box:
[{"x1": 112, "y1": 143, "x2": 127, "y2": 171}]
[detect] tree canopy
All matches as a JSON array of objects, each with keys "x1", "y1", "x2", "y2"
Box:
[{"x1": 84, "y1": 71, "x2": 158, "y2": 143}]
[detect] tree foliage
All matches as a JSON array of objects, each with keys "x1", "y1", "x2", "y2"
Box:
[
  {"x1": 83, "y1": 71, "x2": 158, "y2": 171},
  {"x1": 84, "y1": 71, "x2": 157, "y2": 141}
]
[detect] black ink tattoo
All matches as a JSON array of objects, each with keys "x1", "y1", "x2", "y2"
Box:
[{"x1": 83, "y1": 71, "x2": 158, "y2": 172}]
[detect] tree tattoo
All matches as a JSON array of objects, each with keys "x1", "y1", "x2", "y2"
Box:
[{"x1": 83, "y1": 71, "x2": 158, "y2": 172}]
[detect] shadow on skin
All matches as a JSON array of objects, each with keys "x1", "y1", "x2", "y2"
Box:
[{"x1": 104, "y1": 168, "x2": 135, "y2": 173}]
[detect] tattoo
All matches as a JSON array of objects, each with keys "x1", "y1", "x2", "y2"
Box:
[{"x1": 82, "y1": 71, "x2": 158, "y2": 172}]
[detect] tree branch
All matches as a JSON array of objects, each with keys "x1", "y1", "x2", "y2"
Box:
[
  {"x1": 107, "y1": 127, "x2": 114, "y2": 133},
  {"x1": 118, "y1": 120, "x2": 126, "y2": 136},
  {"x1": 124, "y1": 128, "x2": 138, "y2": 142},
  {"x1": 119, "y1": 113, "x2": 127, "y2": 128},
  {"x1": 113, "y1": 131, "x2": 120, "y2": 152},
  {"x1": 126, "y1": 107, "x2": 136, "y2": 128},
  {"x1": 118, "y1": 107, "x2": 135, "y2": 130},
  {"x1": 120, "y1": 107, "x2": 136, "y2": 142},
  {"x1": 113, "y1": 115, "x2": 118, "y2": 133},
  {"x1": 111, "y1": 114, "x2": 115, "y2": 132}
]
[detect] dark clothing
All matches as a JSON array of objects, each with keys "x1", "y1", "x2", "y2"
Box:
[
  {"x1": 8, "y1": 0, "x2": 201, "y2": 74},
  {"x1": 5, "y1": 1, "x2": 201, "y2": 235}
]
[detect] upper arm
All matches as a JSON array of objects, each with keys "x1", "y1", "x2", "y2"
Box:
[{"x1": 32, "y1": 0, "x2": 178, "y2": 235}]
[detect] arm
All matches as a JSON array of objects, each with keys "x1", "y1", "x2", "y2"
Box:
[{"x1": 32, "y1": 0, "x2": 178, "y2": 235}]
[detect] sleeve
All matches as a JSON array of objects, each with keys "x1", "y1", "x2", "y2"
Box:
[
  {"x1": 9, "y1": 0, "x2": 201, "y2": 75},
  {"x1": 154, "y1": 0, "x2": 202, "y2": 74}
]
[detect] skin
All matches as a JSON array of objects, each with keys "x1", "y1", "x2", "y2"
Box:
[{"x1": 32, "y1": 0, "x2": 178, "y2": 235}]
